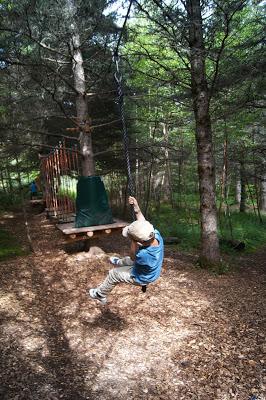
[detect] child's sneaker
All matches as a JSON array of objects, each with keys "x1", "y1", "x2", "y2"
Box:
[
  {"x1": 88, "y1": 288, "x2": 107, "y2": 305},
  {"x1": 109, "y1": 256, "x2": 121, "y2": 265}
]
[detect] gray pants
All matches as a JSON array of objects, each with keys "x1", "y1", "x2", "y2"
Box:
[{"x1": 97, "y1": 257, "x2": 140, "y2": 297}]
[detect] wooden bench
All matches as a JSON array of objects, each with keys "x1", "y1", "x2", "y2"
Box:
[
  {"x1": 30, "y1": 199, "x2": 45, "y2": 205},
  {"x1": 56, "y1": 219, "x2": 128, "y2": 242}
]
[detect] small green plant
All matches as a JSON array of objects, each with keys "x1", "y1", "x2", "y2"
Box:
[
  {"x1": 148, "y1": 201, "x2": 266, "y2": 254},
  {"x1": 217, "y1": 260, "x2": 230, "y2": 274},
  {"x1": 196, "y1": 256, "x2": 230, "y2": 274},
  {"x1": 219, "y1": 211, "x2": 266, "y2": 252},
  {"x1": 0, "y1": 228, "x2": 26, "y2": 261},
  {"x1": 149, "y1": 203, "x2": 200, "y2": 251},
  {"x1": 0, "y1": 191, "x2": 22, "y2": 211},
  {"x1": 212, "y1": 260, "x2": 230, "y2": 275}
]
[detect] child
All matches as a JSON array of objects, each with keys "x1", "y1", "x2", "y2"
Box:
[
  {"x1": 88, "y1": 196, "x2": 164, "y2": 304},
  {"x1": 30, "y1": 181, "x2": 38, "y2": 200}
]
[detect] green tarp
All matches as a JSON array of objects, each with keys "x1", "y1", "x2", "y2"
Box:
[{"x1": 75, "y1": 176, "x2": 113, "y2": 228}]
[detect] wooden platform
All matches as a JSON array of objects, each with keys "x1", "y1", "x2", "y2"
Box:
[
  {"x1": 30, "y1": 199, "x2": 45, "y2": 205},
  {"x1": 56, "y1": 219, "x2": 128, "y2": 241}
]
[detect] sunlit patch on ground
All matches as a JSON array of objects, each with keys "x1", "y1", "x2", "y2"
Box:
[
  {"x1": 1, "y1": 212, "x2": 15, "y2": 219},
  {"x1": 0, "y1": 211, "x2": 265, "y2": 399}
]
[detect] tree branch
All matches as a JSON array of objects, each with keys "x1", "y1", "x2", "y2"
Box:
[{"x1": 209, "y1": 1, "x2": 247, "y2": 99}]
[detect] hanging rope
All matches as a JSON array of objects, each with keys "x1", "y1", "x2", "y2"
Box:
[
  {"x1": 114, "y1": 0, "x2": 148, "y2": 293},
  {"x1": 113, "y1": 0, "x2": 134, "y2": 59},
  {"x1": 114, "y1": 55, "x2": 134, "y2": 197},
  {"x1": 113, "y1": 0, "x2": 135, "y2": 219}
]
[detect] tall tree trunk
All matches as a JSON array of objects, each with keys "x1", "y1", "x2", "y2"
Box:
[
  {"x1": 15, "y1": 156, "x2": 35, "y2": 253},
  {"x1": 68, "y1": 0, "x2": 95, "y2": 176},
  {"x1": 177, "y1": 133, "x2": 184, "y2": 208},
  {"x1": 186, "y1": 0, "x2": 220, "y2": 265},
  {"x1": 162, "y1": 122, "x2": 174, "y2": 207},
  {"x1": 144, "y1": 124, "x2": 155, "y2": 216},
  {"x1": 6, "y1": 164, "x2": 14, "y2": 202},
  {"x1": 0, "y1": 170, "x2": 7, "y2": 193},
  {"x1": 239, "y1": 160, "x2": 246, "y2": 212},
  {"x1": 219, "y1": 119, "x2": 228, "y2": 213},
  {"x1": 260, "y1": 173, "x2": 266, "y2": 212},
  {"x1": 236, "y1": 176, "x2": 241, "y2": 205}
]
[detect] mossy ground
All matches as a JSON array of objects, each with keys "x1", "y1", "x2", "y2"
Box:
[{"x1": 0, "y1": 227, "x2": 26, "y2": 261}]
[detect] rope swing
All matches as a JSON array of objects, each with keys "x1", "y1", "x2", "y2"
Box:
[{"x1": 113, "y1": 0, "x2": 135, "y2": 217}]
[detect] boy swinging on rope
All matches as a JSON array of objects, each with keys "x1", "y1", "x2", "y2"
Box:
[{"x1": 88, "y1": 196, "x2": 164, "y2": 304}]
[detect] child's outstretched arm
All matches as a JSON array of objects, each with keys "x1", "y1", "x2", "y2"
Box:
[{"x1": 128, "y1": 196, "x2": 145, "y2": 221}]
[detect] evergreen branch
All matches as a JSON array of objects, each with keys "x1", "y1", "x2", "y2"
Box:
[
  {"x1": 209, "y1": 0, "x2": 247, "y2": 98},
  {"x1": 133, "y1": 0, "x2": 174, "y2": 39},
  {"x1": 1, "y1": 126, "x2": 78, "y2": 142},
  {"x1": 134, "y1": 43, "x2": 191, "y2": 88},
  {"x1": 133, "y1": 1, "x2": 191, "y2": 71},
  {"x1": 0, "y1": 26, "x2": 68, "y2": 59},
  {"x1": 6, "y1": 59, "x2": 78, "y2": 95},
  {"x1": 1, "y1": 141, "x2": 80, "y2": 153}
]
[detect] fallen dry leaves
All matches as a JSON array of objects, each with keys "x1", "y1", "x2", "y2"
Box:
[{"x1": 0, "y1": 209, "x2": 265, "y2": 400}]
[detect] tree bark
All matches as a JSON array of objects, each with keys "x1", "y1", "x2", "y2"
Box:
[
  {"x1": 6, "y1": 164, "x2": 14, "y2": 202},
  {"x1": 219, "y1": 119, "x2": 228, "y2": 213},
  {"x1": 177, "y1": 133, "x2": 185, "y2": 208},
  {"x1": 236, "y1": 176, "x2": 241, "y2": 205},
  {"x1": 0, "y1": 170, "x2": 7, "y2": 194},
  {"x1": 15, "y1": 156, "x2": 35, "y2": 253},
  {"x1": 186, "y1": 0, "x2": 220, "y2": 265},
  {"x1": 239, "y1": 160, "x2": 246, "y2": 212},
  {"x1": 144, "y1": 124, "x2": 155, "y2": 216},
  {"x1": 162, "y1": 122, "x2": 174, "y2": 207},
  {"x1": 260, "y1": 173, "x2": 266, "y2": 212},
  {"x1": 68, "y1": 0, "x2": 95, "y2": 176}
]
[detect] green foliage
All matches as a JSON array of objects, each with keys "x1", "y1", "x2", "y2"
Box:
[
  {"x1": 0, "y1": 228, "x2": 26, "y2": 261},
  {"x1": 196, "y1": 257, "x2": 230, "y2": 275},
  {"x1": 0, "y1": 0, "x2": 121, "y2": 174},
  {"x1": 0, "y1": 190, "x2": 22, "y2": 210},
  {"x1": 219, "y1": 211, "x2": 266, "y2": 252},
  {"x1": 149, "y1": 201, "x2": 266, "y2": 253},
  {"x1": 149, "y1": 202, "x2": 201, "y2": 251},
  {"x1": 57, "y1": 175, "x2": 77, "y2": 201},
  {"x1": 0, "y1": 0, "x2": 265, "y2": 267}
]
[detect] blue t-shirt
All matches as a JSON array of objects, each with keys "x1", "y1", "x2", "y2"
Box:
[
  {"x1": 131, "y1": 229, "x2": 164, "y2": 284},
  {"x1": 30, "y1": 182, "x2": 37, "y2": 193}
]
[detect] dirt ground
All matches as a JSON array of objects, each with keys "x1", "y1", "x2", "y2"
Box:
[{"x1": 0, "y1": 208, "x2": 265, "y2": 400}]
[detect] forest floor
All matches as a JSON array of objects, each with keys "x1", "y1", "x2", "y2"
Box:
[{"x1": 0, "y1": 206, "x2": 265, "y2": 400}]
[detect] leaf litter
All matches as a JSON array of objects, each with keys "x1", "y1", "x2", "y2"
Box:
[{"x1": 0, "y1": 210, "x2": 265, "y2": 400}]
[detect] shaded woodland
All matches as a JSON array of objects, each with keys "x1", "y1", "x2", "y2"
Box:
[
  {"x1": 0, "y1": 0, "x2": 265, "y2": 264},
  {"x1": 0, "y1": 1, "x2": 265, "y2": 399}
]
